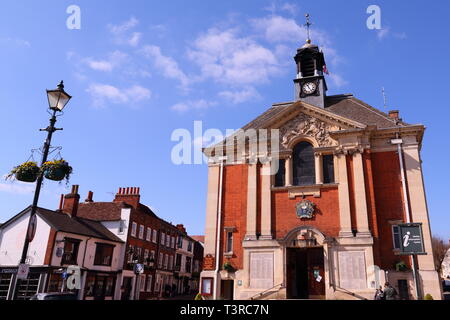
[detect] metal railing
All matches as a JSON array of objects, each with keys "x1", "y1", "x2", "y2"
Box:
[
  {"x1": 334, "y1": 286, "x2": 368, "y2": 300},
  {"x1": 249, "y1": 283, "x2": 285, "y2": 300}
]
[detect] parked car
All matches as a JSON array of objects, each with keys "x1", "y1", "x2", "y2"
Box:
[
  {"x1": 443, "y1": 280, "x2": 450, "y2": 292},
  {"x1": 30, "y1": 292, "x2": 78, "y2": 300}
]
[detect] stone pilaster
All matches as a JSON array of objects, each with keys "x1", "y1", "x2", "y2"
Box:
[
  {"x1": 204, "y1": 165, "x2": 220, "y2": 255},
  {"x1": 260, "y1": 163, "x2": 273, "y2": 240},
  {"x1": 245, "y1": 163, "x2": 258, "y2": 240},
  {"x1": 335, "y1": 150, "x2": 353, "y2": 237},
  {"x1": 351, "y1": 150, "x2": 371, "y2": 236},
  {"x1": 315, "y1": 153, "x2": 323, "y2": 185}
]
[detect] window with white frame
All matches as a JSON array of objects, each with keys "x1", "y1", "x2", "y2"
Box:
[
  {"x1": 138, "y1": 225, "x2": 144, "y2": 239},
  {"x1": 144, "y1": 249, "x2": 149, "y2": 265},
  {"x1": 127, "y1": 245, "x2": 134, "y2": 263},
  {"x1": 164, "y1": 254, "x2": 168, "y2": 270},
  {"x1": 166, "y1": 234, "x2": 170, "y2": 247},
  {"x1": 160, "y1": 232, "x2": 165, "y2": 246},
  {"x1": 119, "y1": 220, "x2": 126, "y2": 235},
  {"x1": 146, "y1": 275, "x2": 153, "y2": 292},
  {"x1": 177, "y1": 236, "x2": 183, "y2": 249},
  {"x1": 152, "y1": 230, "x2": 158, "y2": 243},
  {"x1": 131, "y1": 222, "x2": 137, "y2": 237},
  {"x1": 158, "y1": 252, "x2": 163, "y2": 268},
  {"x1": 146, "y1": 228, "x2": 151, "y2": 241},
  {"x1": 169, "y1": 255, "x2": 173, "y2": 270},
  {"x1": 226, "y1": 231, "x2": 233, "y2": 253}
]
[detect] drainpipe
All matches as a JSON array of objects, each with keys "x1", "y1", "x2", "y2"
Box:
[
  {"x1": 213, "y1": 158, "x2": 225, "y2": 300},
  {"x1": 391, "y1": 133, "x2": 421, "y2": 300}
]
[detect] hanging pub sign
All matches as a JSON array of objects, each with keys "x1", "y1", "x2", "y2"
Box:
[{"x1": 397, "y1": 223, "x2": 426, "y2": 255}]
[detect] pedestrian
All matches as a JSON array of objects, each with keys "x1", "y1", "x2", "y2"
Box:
[
  {"x1": 374, "y1": 286, "x2": 384, "y2": 300},
  {"x1": 383, "y1": 282, "x2": 398, "y2": 300}
]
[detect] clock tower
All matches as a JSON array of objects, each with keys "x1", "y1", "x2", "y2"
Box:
[{"x1": 294, "y1": 15, "x2": 328, "y2": 108}]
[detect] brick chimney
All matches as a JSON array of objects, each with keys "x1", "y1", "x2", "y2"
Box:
[
  {"x1": 114, "y1": 187, "x2": 140, "y2": 209},
  {"x1": 63, "y1": 185, "x2": 80, "y2": 217},
  {"x1": 85, "y1": 191, "x2": 94, "y2": 203},
  {"x1": 389, "y1": 110, "x2": 400, "y2": 121},
  {"x1": 176, "y1": 224, "x2": 186, "y2": 234}
]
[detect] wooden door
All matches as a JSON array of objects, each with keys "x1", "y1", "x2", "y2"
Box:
[{"x1": 307, "y1": 247, "x2": 325, "y2": 298}]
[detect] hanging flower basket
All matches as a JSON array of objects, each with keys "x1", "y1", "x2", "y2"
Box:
[
  {"x1": 223, "y1": 262, "x2": 235, "y2": 272},
  {"x1": 7, "y1": 161, "x2": 40, "y2": 183},
  {"x1": 41, "y1": 159, "x2": 73, "y2": 183}
]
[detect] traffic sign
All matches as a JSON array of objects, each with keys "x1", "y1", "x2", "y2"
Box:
[{"x1": 17, "y1": 264, "x2": 29, "y2": 280}]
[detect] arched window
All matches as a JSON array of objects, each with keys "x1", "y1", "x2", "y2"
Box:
[{"x1": 293, "y1": 141, "x2": 315, "y2": 186}]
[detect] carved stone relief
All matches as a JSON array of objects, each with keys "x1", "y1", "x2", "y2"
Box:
[{"x1": 280, "y1": 113, "x2": 337, "y2": 148}]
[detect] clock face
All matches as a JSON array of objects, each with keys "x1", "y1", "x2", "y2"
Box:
[{"x1": 302, "y1": 82, "x2": 317, "y2": 95}]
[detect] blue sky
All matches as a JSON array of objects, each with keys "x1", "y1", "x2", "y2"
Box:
[{"x1": 0, "y1": 0, "x2": 449, "y2": 239}]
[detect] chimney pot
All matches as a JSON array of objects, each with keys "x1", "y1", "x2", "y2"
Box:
[
  {"x1": 85, "y1": 191, "x2": 94, "y2": 203},
  {"x1": 63, "y1": 185, "x2": 80, "y2": 217}
]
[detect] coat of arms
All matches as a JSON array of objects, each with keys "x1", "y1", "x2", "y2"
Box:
[{"x1": 296, "y1": 200, "x2": 315, "y2": 219}]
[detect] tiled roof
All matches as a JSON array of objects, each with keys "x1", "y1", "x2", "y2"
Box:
[
  {"x1": 191, "y1": 235, "x2": 205, "y2": 244},
  {"x1": 77, "y1": 202, "x2": 131, "y2": 221},
  {"x1": 241, "y1": 94, "x2": 408, "y2": 130},
  {"x1": 325, "y1": 95, "x2": 408, "y2": 128},
  {"x1": 36, "y1": 207, "x2": 123, "y2": 243}
]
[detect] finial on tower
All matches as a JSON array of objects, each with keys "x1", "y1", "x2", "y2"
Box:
[{"x1": 305, "y1": 13, "x2": 312, "y2": 44}]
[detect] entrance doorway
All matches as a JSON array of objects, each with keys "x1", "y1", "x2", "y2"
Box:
[
  {"x1": 286, "y1": 247, "x2": 325, "y2": 299},
  {"x1": 221, "y1": 280, "x2": 234, "y2": 300}
]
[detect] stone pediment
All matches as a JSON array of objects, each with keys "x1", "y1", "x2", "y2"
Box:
[
  {"x1": 271, "y1": 102, "x2": 366, "y2": 150},
  {"x1": 279, "y1": 112, "x2": 338, "y2": 148}
]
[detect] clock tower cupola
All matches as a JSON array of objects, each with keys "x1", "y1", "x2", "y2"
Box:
[{"x1": 294, "y1": 14, "x2": 328, "y2": 108}]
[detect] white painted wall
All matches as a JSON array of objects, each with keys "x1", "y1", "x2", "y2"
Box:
[
  {"x1": 100, "y1": 207, "x2": 130, "y2": 269},
  {"x1": 0, "y1": 211, "x2": 51, "y2": 266},
  {"x1": 50, "y1": 232, "x2": 124, "y2": 272}
]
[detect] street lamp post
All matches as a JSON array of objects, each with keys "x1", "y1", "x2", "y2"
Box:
[{"x1": 13, "y1": 81, "x2": 71, "y2": 297}]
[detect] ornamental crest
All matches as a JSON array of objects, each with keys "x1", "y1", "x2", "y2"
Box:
[{"x1": 296, "y1": 200, "x2": 316, "y2": 219}]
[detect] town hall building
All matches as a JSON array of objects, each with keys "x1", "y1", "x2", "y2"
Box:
[{"x1": 199, "y1": 32, "x2": 442, "y2": 300}]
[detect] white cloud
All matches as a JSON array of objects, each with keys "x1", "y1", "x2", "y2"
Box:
[
  {"x1": 86, "y1": 83, "x2": 151, "y2": 107},
  {"x1": 0, "y1": 182, "x2": 35, "y2": 195},
  {"x1": 83, "y1": 51, "x2": 128, "y2": 72},
  {"x1": 219, "y1": 87, "x2": 261, "y2": 104},
  {"x1": 328, "y1": 73, "x2": 348, "y2": 88},
  {"x1": 140, "y1": 45, "x2": 190, "y2": 89},
  {"x1": 170, "y1": 99, "x2": 216, "y2": 113},
  {"x1": 377, "y1": 27, "x2": 390, "y2": 40},
  {"x1": 0, "y1": 37, "x2": 31, "y2": 48},
  {"x1": 108, "y1": 17, "x2": 139, "y2": 34},
  {"x1": 187, "y1": 28, "x2": 280, "y2": 86},
  {"x1": 108, "y1": 17, "x2": 142, "y2": 47},
  {"x1": 281, "y1": 3, "x2": 299, "y2": 16}
]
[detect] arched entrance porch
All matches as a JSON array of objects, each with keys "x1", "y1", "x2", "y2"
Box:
[{"x1": 282, "y1": 226, "x2": 333, "y2": 299}]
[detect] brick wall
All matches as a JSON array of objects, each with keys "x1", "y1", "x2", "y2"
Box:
[
  {"x1": 272, "y1": 186, "x2": 341, "y2": 239},
  {"x1": 371, "y1": 151, "x2": 410, "y2": 270},
  {"x1": 220, "y1": 164, "x2": 248, "y2": 270}
]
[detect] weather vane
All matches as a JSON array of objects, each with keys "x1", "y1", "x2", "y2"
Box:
[{"x1": 305, "y1": 13, "x2": 312, "y2": 43}]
